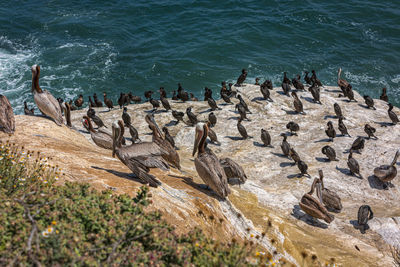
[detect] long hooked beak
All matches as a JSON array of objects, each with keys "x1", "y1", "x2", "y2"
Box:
[
  {"x1": 112, "y1": 124, "x2": 118, "y2": 157},
  {"x1": 392, "y1": 149, "x2": 400, "y2": 165},
  {"x1": 146, "y1": 114, "x2": 163, "y2": 138},
  {"x1": 192, "y1": 125, "x2": 203, "y2": 157},
  {"x1": 316, "y1": 181, "x2": 323, "y2": 204}
]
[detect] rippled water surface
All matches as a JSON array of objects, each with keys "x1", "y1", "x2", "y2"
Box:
[{"x1": 1, "y1": 0, "x2": 400, "y2": 113}]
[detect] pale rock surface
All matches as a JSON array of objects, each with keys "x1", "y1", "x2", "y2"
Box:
[{"x1": 2, "y1": 83, "x2": 400, "y2": 266}]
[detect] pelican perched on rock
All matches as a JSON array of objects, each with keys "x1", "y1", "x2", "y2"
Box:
[
  {"x1": 337, "y1": 68, "x2": 350, "y2": 90},
  {"x1": 193, "y1": 123, "x2": 230, "y2": 199},
  {"x1": 146, "y1": 114, "x2": 181, "y2": 170},
  {"x1": 82, "y1": 116, "x2": 115, "y2": 150},
  {"x1": 112, "y1": 120, "x2": 169, "y2": 187},
  {"x1": 31, "y1": 65, "x2": 63, "y2": 126},
  {"x1": 318, "y1": 170, "x2": 342, "y2": 212},
  {"x1": 0, "y1": 95, "x2": 15, "y2": 134},
  {"x1": 374, "y1": 149, "x2": 400, "y2": 188},
  {"x1": 299, "y1": 178, "x2": 334, "y2": 224}
]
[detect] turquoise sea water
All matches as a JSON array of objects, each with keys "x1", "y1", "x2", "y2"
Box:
[{"x1": 1, "y1": 0, "x2": 399, "y2": 114}]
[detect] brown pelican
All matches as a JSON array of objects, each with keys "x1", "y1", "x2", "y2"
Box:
[
  {"x1": 337, "y1": 68, "x2": 350, "y2": 90},
  {"x1": 357, "y1": 205, "x2": 373, "y2": 233},
  {"x1": 363, "y1": 95, "x2": 375, "y2": 110},
  {"x1": 83, "y1": 116, "x2": 114, "y2": 150},
  {"x1": 299, "y1": 178, "x2": 334, "y2": 223},
  {"x1": 318, "y1": 170, "x2": 342, "y2": 212},
  {"x1": 374, "y1": 149, "x2": 400, "y2": 187},
  {"x1": 146, "y1": 114, "x2": 181, "y2": 170},
  {"x1": 31, "y1": 65, "x2": 63, "y2": 126},
  {"x1": 220, "y1": 157, "x2": 247, "y2": 185},
  {"x1": 235, "y1": 69, "x2": 247, "y2": 87},
  {"x1": 388, "y1": 103, "x2": 399, "y2": 125},
  {"x1": 321, "y1": 145, "x2": 338, "y2": 161},
  {"x1": 380, "y1": 88, "x2": 388, "y2": 102},
  {"x1": 192, "y1": 123, "x2": 230, "y2": 198},
  {"x1": 0, "y1": 95, "x2": 15, "y2": 134},
  {"x1": 291, "y1": 91, "x2": 304, "y2": 114},
  {"x1": 24, "y1": 101, "x2": 34, "y2": 115},
  {"x1": 364, "y1": 124, "x2": 377, "y2": 139},
  {"x1": 112, "y1": 120, "x2": 169, "y2": 187},
  {"x1": 347, "y1": 151, "x2": 362, "y2": 178}
]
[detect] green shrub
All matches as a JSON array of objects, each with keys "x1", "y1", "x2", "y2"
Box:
[{"x1": 0, "y1": 141, "x2": 271, "y2": 266}]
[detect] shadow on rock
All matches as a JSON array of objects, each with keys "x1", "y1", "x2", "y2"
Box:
[
  {"x1": 291, "y1": 205, "x2": 328, "y2": 229},
  {"x1": 91, "y1": 166, "x2": 147, "y2": 184}
]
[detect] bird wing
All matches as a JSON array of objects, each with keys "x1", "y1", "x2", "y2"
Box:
[{"x1": 34, "y1": 90, "x2": 63, "y2": 125}]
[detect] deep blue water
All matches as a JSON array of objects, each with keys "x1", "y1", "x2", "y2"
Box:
[{"x1": 1, "y1": 0, "x2": 400, "y2": 114}]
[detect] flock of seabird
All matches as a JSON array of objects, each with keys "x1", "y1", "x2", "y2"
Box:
[{"x1": 0, "y1": 64, "x2": 399, "y2": 232}]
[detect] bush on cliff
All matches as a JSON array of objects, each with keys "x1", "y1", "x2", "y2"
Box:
[{"x1": 0, "y1": 141, "x2": 255, "y2": 266}]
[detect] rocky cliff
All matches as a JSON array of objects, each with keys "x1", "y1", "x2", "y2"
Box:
[{"x1": 2, "y1": 84, "x2": 399, "y2": 266}]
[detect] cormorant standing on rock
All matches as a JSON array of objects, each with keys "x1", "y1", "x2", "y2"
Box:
[
  {"x1": 207, "y1": 96, "x2": 220, "y2": 111},
  {"x1": 74, "y1": 94, "x2": 84, "y2": 108},
  {"x1": 280, "y1": 133, "x2": 290, "y2": 157},
  {"x1": 235, "y1": 69, "x2": 247, "y2": 87},
  {"x1": 311, "y1": 70, "x2": 322, "y2": 87},
  {"x1": 186, "y1": 107, "x2": 198, "y2": 125},
  {"x1": 122, "y1": 107, "x2": 131, "y2": 126},
  {"x1": 291, "y1": 91, "x2": 304, "y2": 114},
  {"x1": 172, "y1": 91, "x2": 178, "y2": 101},
  {"x1": 334, "y1": 103, "x2": 344, "y2": 119},
  {"x1": 255, "y1": 78, "x2": 260, "y2": 85},
  {"x1": 281, "y1": 82, "x2": 291, "y2": 96},
  {"x1": 103, "y1": 93, "x2": 113, "y2": 110},
  {"x1": 363, "y1": 95, "x2": 375, "y2": 110},
  {"x1": 237, "y1": 95, "x2": 251, "y2": 113},
  {"x1": 351, "y1": 137, "x2": 365, "y2": 153},
  {"x1": 94, "y1": 93, "x2": 103, "y2": 107},
  {"x1": 162, "y1": 126, "x2": 175, "y2": 149},
  {"x1": 237, "y1": 119, "x2": 249, "y2": 139},
  {"x1": 364, "y1": 124, "x2": 377, "y2": 139},
  {"x1": 24, "y1": 101, "x2": 34, "y2": 115},
  {"x1": 286, "y1": 121, "x2": 300, "y2": 135},
  {"x1": 172, "y1": 110, "x2": 184, "y2": 124},
  {"x1": 235, "y1": 103, "x2": 249, "y2": 121},
  {"x1": 88, "y1": 96, "x2": 95, "y2": 108},
  {"x1": 388, "y1": 103, "x2": 399, "y2": 125},
  {"x1": 325, "y1": 121, "x2": 336, "y2": 141},
  {"x1": 304, "y1": 71, "x2": 311, "y2": 85},
  {"x1": 189, "y1": 93, "x2": 198, "y2": 101},
  {"x1": 177, "y1": 84, "x2": 189, "y2": 102},
  {"x1": 357, "y1": 205, "x2": 373, "y2": 234},
  {"x1": 159, "y1": 87, "x2": 167, "y2": 98},
  {"x1": 204, "y1": 87, "x2": 212, "y2": 101},
  {"x1": 309, "y1": 82, "x2": 321, "y2": 104},
  {"x1": 282, "y1": 72, "x2": 291, "y2": 85},
  {"x1": 260, "y1": 84, "x2": 272, "y2": 101},
  {"x1": 347, "y1": 151, "x2": 362, "y2": 178},
  {"x1": 322, "y1": 145, "x2": 338, "y2": 161},
  {"x1": 118, "y1": 93, "x2": 129, "y2": 108},
  {"x1": 208, "y1": 112, "x2": 217, "y2": 127},
  {"x1": 149, "y1": 98, "x2": 160, "y2": 111},
  {"x1": 160, "y1": 95, "x2": 171, "y2": 111},
  {"x1": 260, "y1": 128, "x2": 272, "y2": 147},
  {"x1": 338, "y1": 117, "x2": 350, "y2": 137},
  {"x1": 380, "y1": 88, "x2": 388, "y2": 102}
]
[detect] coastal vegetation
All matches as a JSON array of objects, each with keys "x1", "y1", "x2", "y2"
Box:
[{"x1": 0, "y1": 141, "x2": 281, "y2": 266}]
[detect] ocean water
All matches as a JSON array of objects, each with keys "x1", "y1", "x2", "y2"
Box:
[{"x1": 1, "y1": 0, "x2": 400, "y2": 114}]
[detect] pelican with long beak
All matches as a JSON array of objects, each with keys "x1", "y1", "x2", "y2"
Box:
[
  {"x1": 192, "y1": 123, "x2": 230, "y2": 199},
  {"x1": 31, "y1": 65, "x2": 63, "y2": 126},
  {"x1": 374, "y1": 149, "x2": 400, "y2": 187},
  {"x1": 112, "y1": 120, "x2": 169, "y2": 187},
  {"x1": 145, "y1": 114, "x2": 181, "y2": 170}
]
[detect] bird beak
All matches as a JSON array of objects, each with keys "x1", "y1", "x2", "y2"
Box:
[
  {"x1": 316, "y1": 181, "x2": 323, "y2": 204},
  {"x1": 112, "y1": 125, "x2": 117, "y2": 157}
]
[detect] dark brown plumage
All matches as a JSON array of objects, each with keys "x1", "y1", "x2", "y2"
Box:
[
  {"x1": 103, "y1": 93, "x2": 113, "y2": 110},
  {"x1": 325, "y1": 121, "x2": 336, "y2": 141},
  {"x1": 380, "y1": 88, "x2": 388, "y2": 102},
  {"x1": 235, "y1": 69, "x2": 247, "y2": 87},
  {"x1": 74, "y1": 94, "x2": 84, "y2": 108},
  {"x1": 364, "y1": 124, "x2": 377, "y2": 139}
]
